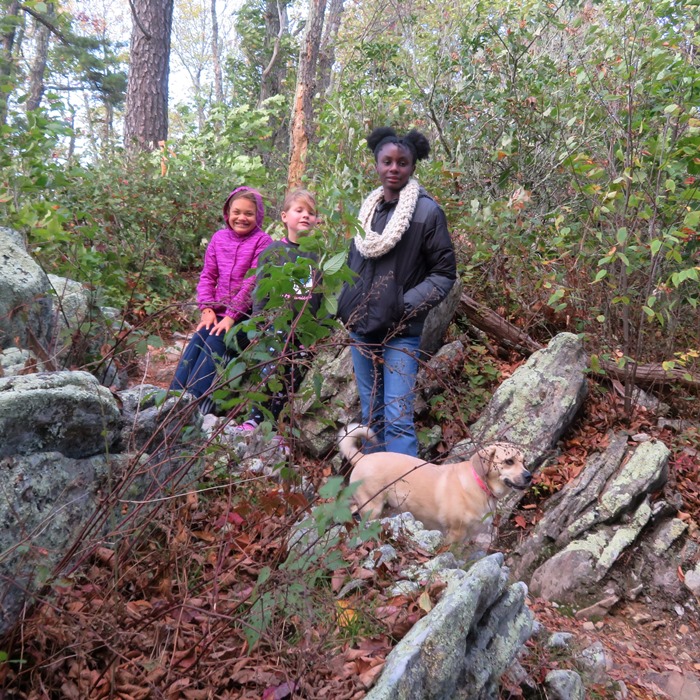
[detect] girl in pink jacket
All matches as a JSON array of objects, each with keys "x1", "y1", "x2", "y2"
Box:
[{"x1": 170, "y1": 186, "x2": 272, "y2": 412}]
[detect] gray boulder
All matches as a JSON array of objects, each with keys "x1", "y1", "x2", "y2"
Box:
[
  {"x1": 0, "y1": 229, "x2": 54, "y2": 351},
  {"x1": 420, "y1": 277, "x2": 462, "y2": 355},
  {"x1": 0, "y1": 450, "x2": 142, "y2": 635},
  {"x1": 511, "y1": 435, "x2": 671, "y2": 605},
  {"x1": 366, "y1": 553, "x2": 533, "y2": 700},
  {"x1": 544, "y1": 670, "x2": 585, "y2": 700},
  {"x1": 0, "y1": 371, "x2": 121, "y2": 458},
  {"x1": 47, "y1": 275, "x2": 126, "y2": 388},
  {"x1": 453, "y1": 332, "x2": 588, "y2": 467}
]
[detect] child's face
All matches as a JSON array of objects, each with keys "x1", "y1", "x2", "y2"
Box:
[
  {"x1": 227, "y1": 198, "x2": 258, "y2": 235},
  {"x1": 281, "y1": 201, "x2": 318, "y2": 241}
]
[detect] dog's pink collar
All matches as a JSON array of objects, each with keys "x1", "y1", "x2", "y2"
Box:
[{"x1": 472, "y1": 467, "x2": 493, "y2": 497}]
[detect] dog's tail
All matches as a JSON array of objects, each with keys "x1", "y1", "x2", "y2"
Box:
[{"x1": 337, "y1": 423, "x2": 376, "y2": 467}]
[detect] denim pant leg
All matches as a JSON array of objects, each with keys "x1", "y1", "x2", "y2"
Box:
[
  {"x1": 350, "y1": 333, "x2": 386, "y2": 452},
  {"x1": 170, "y1": 328, "x2": 208, "y2": 394},
  {"x1": 382, "y1": 335, "x2": 421, "y2": 456},
  {"x1": 170, "y1": 326, "x2": 228, "y2": 399}
]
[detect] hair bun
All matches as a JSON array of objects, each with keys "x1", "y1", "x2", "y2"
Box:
[
  {"x1": 367, "y1": 127, "x2": 397, "y2": 153},
  {"x1": 404, "y1": 129, "x2": 431, "y2": 161}
]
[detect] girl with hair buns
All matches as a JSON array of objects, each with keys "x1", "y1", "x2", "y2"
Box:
[{"x1": 337, "y1": 127, "x2": 457, "y2": 456}]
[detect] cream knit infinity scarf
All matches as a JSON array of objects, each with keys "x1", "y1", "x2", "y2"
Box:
[{"x1": 354, "y1": 178, "x2": 420, "y2": 259}]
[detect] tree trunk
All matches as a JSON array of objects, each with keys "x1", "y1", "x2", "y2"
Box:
[
  {"x1": 210, "y1": 0, "x2": 223, "y2": 103},
  {"x1": 26, "y1": 5, "x2": 52, "y2": 112},
  {"x1": 458, "y1": 293, "x2": 700, "y2": 389},
  {"x1": 124, "y1": 0, "x2": 174, "y2": 154},
  {"x1": 287, "y1": 0, "x2": 326, "y2": 189},
  {"x1": 316, "y1": 0, "x2": 343, "y2": 96},
  {"x1": 259, "y1": 0, "x2": 287, "y2": 105},
  {"x1": 0, "y1": 0, "x2": 21, "y2": 125}
]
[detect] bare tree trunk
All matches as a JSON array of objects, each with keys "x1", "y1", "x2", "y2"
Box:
[
  {"x1": 210, "y1": 0, "x2": 223, "y2": 103},
  {"x1": 259, "y1": 0, "x2": 287, "y2": 104},
  {"x1": 124, "y1": 0, "x2": 174, "y2": 154},
  {"x1": 287, "y1": 0, "x2": 326, "y2": 189},
  {"x1": 0, "y1": 0, "x2": 21, "y2": 125},
  {"x1": 316, "y1": 0, "x2": 343, "y2": 95},
  {"x1": 26, "y1": 5, "x2": 52, "y2": 112},
  {"x1": 458, "y1": 292, "x2": 700, "y2": 389}
]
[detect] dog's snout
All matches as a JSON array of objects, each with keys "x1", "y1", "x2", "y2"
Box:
[{"x1": 523, "y1": 470, "x2": 532, "y2": 483}]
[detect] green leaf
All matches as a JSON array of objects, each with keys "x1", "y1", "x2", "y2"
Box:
[
  {"x1": 616, "y1": 227, "x2": 628, "y2": 245},
  {"x1": 318, "y1": 476, "x2": 345, "y2": 499},
  {"x1": 547, "y1": 288, "x2": 565, "y2": 306},
  {"x1": 257, "y1": 566, "x2": 271, "y2": 585},
  {"x1": 322, "y1": 251, "x2": 346, "y2": 275},
  {"x1": 683, "y1": 211, "x2": 700, "y2": 228}
]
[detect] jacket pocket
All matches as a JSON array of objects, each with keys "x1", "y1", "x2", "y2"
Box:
[
  {"x1": 364, "y1": 279, "x2": 404, "y2": 335},
  {"x1": 337, "y1": 278, "x2": 365, "y2": 327}
]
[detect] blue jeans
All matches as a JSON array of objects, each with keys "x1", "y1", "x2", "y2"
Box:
[
  {"x1": 170, "y1": 325, "x2": 238, "y2": 401},
  {"x1": 349, "y1": 333, "x2": 421, "y2": 456}
]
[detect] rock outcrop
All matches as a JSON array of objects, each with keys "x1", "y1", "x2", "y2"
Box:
[
  {"x1": 366, "y1": 553, "x2": 532, "y2": 700},
  {"x1": 450, "y1": 332, "x2": 588, "y2": 467},
  {"x1": 0, "y1": 228, "x2": 54, "y2": 352},
  {"x1": 0, "y1": 372, "x2": 199, "y2": 636}
]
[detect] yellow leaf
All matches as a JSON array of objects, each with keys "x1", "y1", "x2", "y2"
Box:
[
  {"x1": 336, "y1": 599, "x2": 357, "y2": 627},
  {"x1": 418, "y1": 590, "x2": 433, "y2": 613}
]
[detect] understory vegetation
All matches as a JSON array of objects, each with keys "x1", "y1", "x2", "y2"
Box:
[{"x1": 1, "y1": 0, "x2": 699, "y2": 697}]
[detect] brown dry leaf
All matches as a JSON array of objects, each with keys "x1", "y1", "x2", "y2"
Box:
[
  {"x1": 125, "y1": 600, "x2": 152, "y2": 618},
  {"x1": 192, "y1": 529, "x2": 217, "y2": 543},
  {"x1": 167, "y1": 678, "x2": 191, "y2": 699},
  {"x1": 331, "y1": 572, "x2": 346, "y2": 593},
  {"x1": 94, "y1": 546, "x2": 115, "y2": 565},
  {"x1": 358, "y1": 660, "x2": 384, "y2": 689},
  {"x1": 352, "y1": 567, "x2": 376, "y2": 580}
]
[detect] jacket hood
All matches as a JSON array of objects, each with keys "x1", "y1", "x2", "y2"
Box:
[{"x1": 223, "y1": 186, "x2": 265, "y2": 236}]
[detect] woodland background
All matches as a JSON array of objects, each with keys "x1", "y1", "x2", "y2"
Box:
[
  {"x1": 1, "y1": 0, "x2": 698, "y2": 405},
  {"x1": 1, "y1": 0, "x2": 700, "y2": 697}
]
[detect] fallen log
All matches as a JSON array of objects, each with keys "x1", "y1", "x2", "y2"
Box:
[{"x1": 458, "y1": 293, "x2": 700, "y2": 390}]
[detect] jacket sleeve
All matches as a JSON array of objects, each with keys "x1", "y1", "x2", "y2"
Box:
[
  {"x1": 403, "y1": 206, "x2": 456, "y2": 315},
  {"x1": 225, "y1": 234, "x2": 273, "y2": 320},
  {"x1": 251, "y1": 244, "x2": 275, "y2": 316},
  {"x1": 196, "y1": 236, "x2": 220, "y2": 310}
]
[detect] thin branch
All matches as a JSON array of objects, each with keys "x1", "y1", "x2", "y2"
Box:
[{"x1": 127, "y1": 0, "x2": 152, "y2": 40}]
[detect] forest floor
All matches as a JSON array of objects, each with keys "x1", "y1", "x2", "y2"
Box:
[
  {"x1": 4, "y1": 332, "x2": 700, "y2": 699},
  {"x1": 134, "y1": 334, "x2": 700, "y2": 699}
]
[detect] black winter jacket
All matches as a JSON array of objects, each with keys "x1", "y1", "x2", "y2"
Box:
[{"x1": 337, "y1": 189, "x2": 456, "y2": 339}]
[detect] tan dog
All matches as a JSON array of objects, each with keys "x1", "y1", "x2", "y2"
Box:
[{"x1": 338, "y1": 424, "x2": 531, "y2": 544}]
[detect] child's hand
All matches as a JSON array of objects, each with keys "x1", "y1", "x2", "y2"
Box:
[
  {"x1": 197, "y1": 308, "x2": 217, "y2": 331},
  {"x1": 211, "y1": 315, "x2": 234, "y2": 336}
]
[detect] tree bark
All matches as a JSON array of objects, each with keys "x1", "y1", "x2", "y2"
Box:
[
  {"x1": 26, "y1": 6, "x2": 52, "y2": 112},
  {"x1": 0, "y1": 0, "x2": 21, "y2": 125},
  {"x1": 124, "y1": 0, "x2": 174, "y2": 153},
  {"x1": 287, "y1": 0, "x2": 326, "y2": 189},
  {"x1": 316, "y1": 0, "x2": 343, "y2": 96},
  {"x1": 210, "y1": 0, "x2": 223, "y2": 103},
  {"x1": 458, "y1": 293, "x2": 700, "y2": 389}
]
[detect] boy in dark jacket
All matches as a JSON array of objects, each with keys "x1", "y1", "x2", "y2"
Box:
[{"x1": 236, "y1": 189, "x2": 322, "y2": 433}]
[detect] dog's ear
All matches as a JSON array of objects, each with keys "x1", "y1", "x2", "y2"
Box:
[{"x1": 474, "y1": 444, "x2": 497, "y2": 475}]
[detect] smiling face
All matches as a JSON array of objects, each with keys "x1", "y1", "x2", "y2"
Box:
[
  {"x1": 227, "y1": 195, "x2": 258, "y2": 235},
  {"x1": 281, "y1": 199, "x2": 318, "y2": 242},
  {"x1": 375, "y1": 142, "x2": 416, "y2": 201}
]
